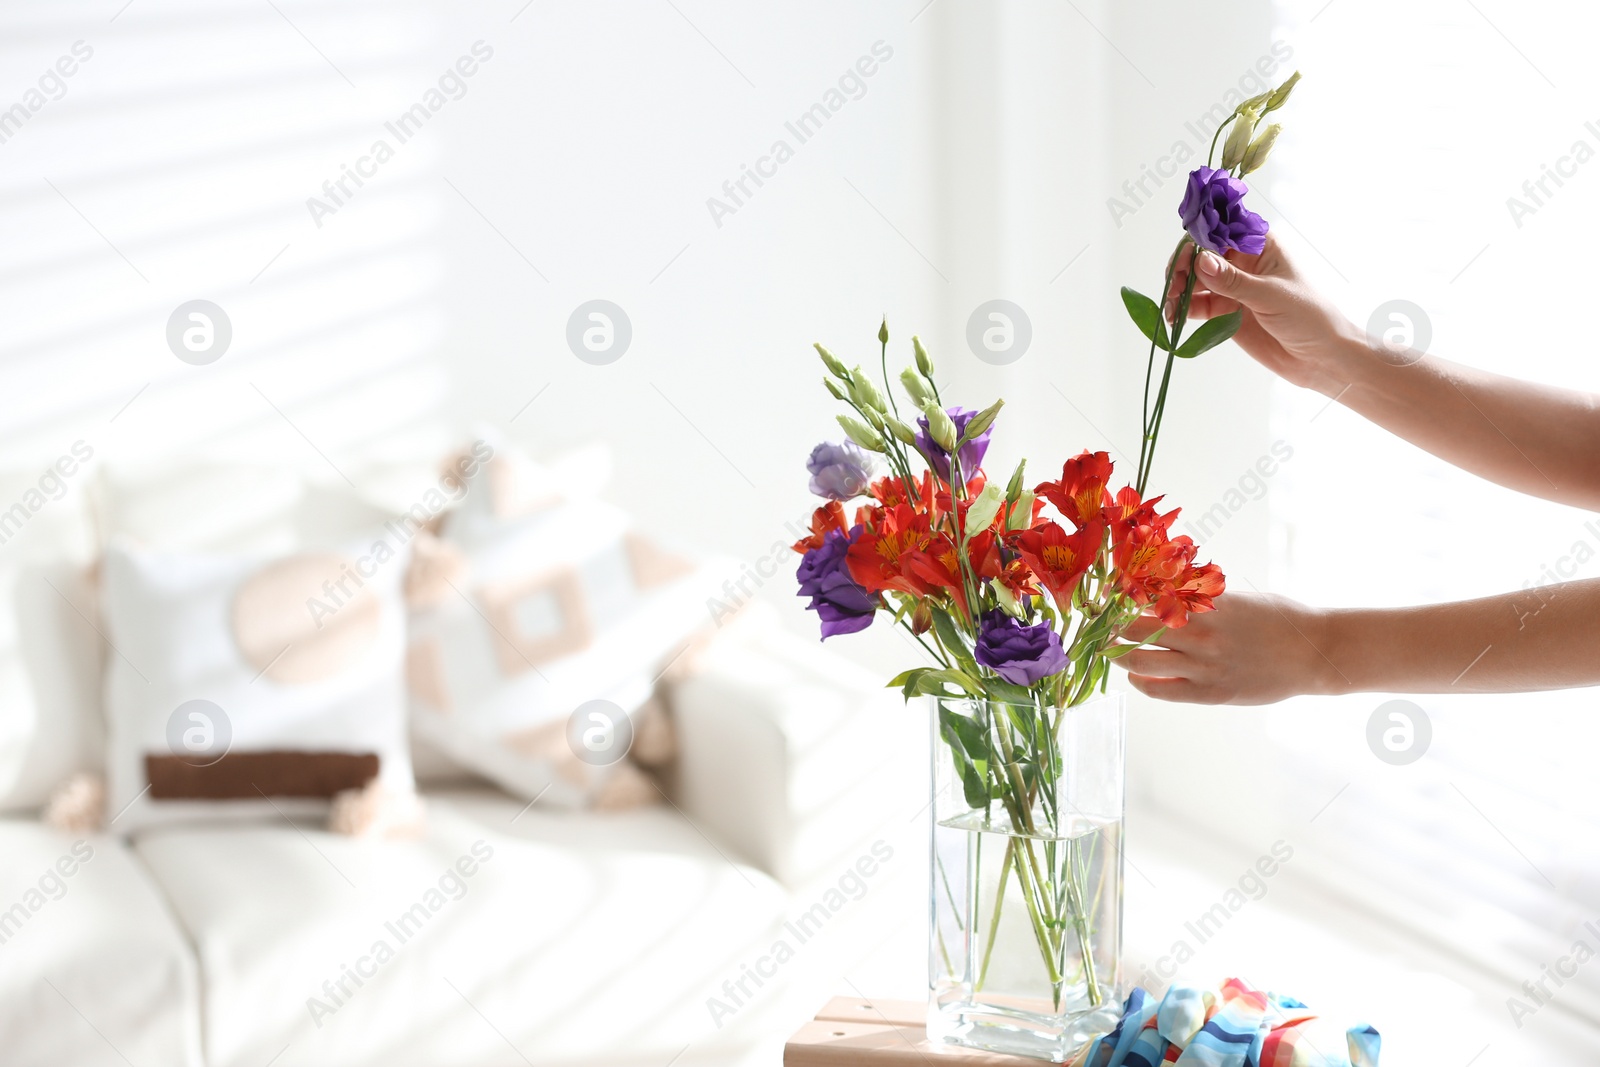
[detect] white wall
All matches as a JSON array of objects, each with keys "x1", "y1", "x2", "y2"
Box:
[{"x1": 424, "y1": 2, "x2": 1137, "y2": 680}]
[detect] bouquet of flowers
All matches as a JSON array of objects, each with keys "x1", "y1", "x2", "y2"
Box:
[{"x1": 791, "y1": 70, "x2": 1299, "y2": 1057}]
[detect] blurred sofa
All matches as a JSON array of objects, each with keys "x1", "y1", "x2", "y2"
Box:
[{"x1": 0, "y1": 455, "x2": 918, "y2": 1067}]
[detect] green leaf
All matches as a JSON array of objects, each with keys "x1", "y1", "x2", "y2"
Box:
[
  {"x1": 938, "y1": 707, "x2": 993, "y2": 808},
  {"x1": 1173, "y1": 310, "x2": 1242, "y2": 359},
  {"x1": 930, "y1": 608, "x2": 979, "y2": 674},
  {"x1": 889, "y1": 667, "x2": 937, "y2": 700},
  {"x1": 957, "y1": 759, "x2": 989, "y2": 808},
  {"x1": 1101, "y1": 625, "x2": 1166, "y2": 660},
  {"x1": 939, "y1": 724, "x2": 988, "y2": 807},
  {"x1": 1120, "y1": 287, "x2": 1170, "y2": 351},
  {"x1": 923, "y1": 669, "x2": 985, "y2": 698},
  {"x1": 981, "y1": 678, "x2": 1036, "y2": 707},
  {"x1": 939, "y1": 704, "x2": 991, "y2": 759}
]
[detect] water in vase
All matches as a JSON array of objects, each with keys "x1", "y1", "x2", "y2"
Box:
[{"x1": 928, "y1": 809, "x2": 1124, "y2": 1061}]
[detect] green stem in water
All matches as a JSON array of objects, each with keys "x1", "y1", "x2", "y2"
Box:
[
  {"x1": 975, "y1": 837, "x2": 1014, "y2": 991},
  {"x1": 992, "y1": 707, "x2": 1095, "y2": 1008}
]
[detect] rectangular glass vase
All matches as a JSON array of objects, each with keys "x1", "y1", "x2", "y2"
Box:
[{"x1": 927, "y1": 691, "x2": 1125, "y2": 1061}]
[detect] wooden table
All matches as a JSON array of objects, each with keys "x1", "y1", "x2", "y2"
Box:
[{"x1": 784, "y1": 997, "x2": 1050, "y2": 1065}]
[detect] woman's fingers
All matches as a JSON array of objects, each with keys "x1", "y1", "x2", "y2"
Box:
[
  {"x1": 1121, "y1": 614, "x2": 1195, "y2": 650},
  {"x1": 1182, "y1": 292, "x2": 1241, "y2": 322},
  {"x1": 1126, "y1": 673, "x2": 1208, "y2": 703},
  {"x1": 1164, "y1": 266, "x2": 1192, "y2": 310},
  {"x1": 1165, "y1": 280, "x2": 1243, "y2": 324},
  {"x1": 1116, "y1": 647, "x2": 1193, "y2": 678},
  {"x1": 1120, "y1": 615, "x2": 1165, "y2": 643},
  {"x1": 1129, "y1": 673, "x2": 1231, "y2": 705}
]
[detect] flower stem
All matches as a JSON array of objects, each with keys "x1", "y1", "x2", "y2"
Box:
[
  {"x1": 975, "y1": 837, "x2": 1014, "y2": 990},
  {"x1": 1138, "y1": 240, "x2": 1201, "y2": 497},
  {"x1": 1137, "y1": 236, "x2": 1189, "y2": 484},
  {"x1": 880, "y1": 332, "x2": 902, "y2": 423}
]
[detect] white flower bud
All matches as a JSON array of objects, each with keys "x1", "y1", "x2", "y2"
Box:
[
  {"x1": 990, "y1": 578, "x2": 1025, "y2": 619},
  {"x1": 1263, "y1": 71, "x2": 1300, "y2": 113},
  {"x1": 962, "y1": 399, "x2": 1004, "y2": 442},
  {"x1": 1240, "y1": 123, "x2": 1282, "y2": 176},
  {"x1": 899, "y1": 367, "x2": 931, "y2": 407},
  {"x1": 837, "y1": 414, "x2": 885, "y2": 453},
  {"x1": 1221, "y1": 108, "x2": 1258, "y2": 171},
  {"x1": 849, "y1": 367, "x2": 888, "y2": 413},
  {"x1": 1005, "y1": 490, "x2": 1035, "y2": 531},
  {"x1": 1005, "y1": 458, "x2": 1027, "y2": 503},
  {"x1": 922, "y1": 403, "x2": 958, "y2": 453},
  {"x1": 884, "y1": 416, "x2": 918, "y2": 446},
  {"x1": 912, "y1": 336, "x2": 934, "y2": 377},
  {"x1": 814, "y1": 343, "x2": 849, "y2": 379},
  {"x1": 965, "y1": 482, "x2": 1004, "y2": 533}
]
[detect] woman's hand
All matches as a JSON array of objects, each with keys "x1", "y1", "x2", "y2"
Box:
[
  {"x1": 1114, "y1": 591, "x2": 1340, "y2": 705},
  {"x1": 1165, "y1": 235, "x2": 1366, "y2": 397}
]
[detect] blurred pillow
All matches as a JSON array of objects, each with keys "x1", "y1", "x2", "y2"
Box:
[
  {"x1": 103, "y1": 454, "x2": 490, "y2": 792},
  {"x1": 407, "y1": 441, "x2": 722, "y2": 810},
  {"x1": 96, "y1": 460, "x2": 306, "y2": 555},
  {"x1": 0, "y1": 456, "x2": 104, "y2": 812},
  {"x1": 443, "y1": 433, "x2": 611, "y2": 547},
  {"x1": 100, "y1": 536, "x2": 415, "y2": 833}
]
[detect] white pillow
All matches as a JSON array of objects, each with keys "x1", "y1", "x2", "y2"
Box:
[
  {"x1": 101, "y1": 537, "x2": 414, "y2": 833},
  {"x1": 96, "y1": 461, "x2": 306, "y2": 555},
  {"x1": 408, "y1": 450, "x2": 722, "y2": 809},
  {"x1": 0, "y1": 459, "x2": 104, "y2": 813},
  {"x1": 443, "y1": 432, "x2": 612, "y2": 548}
]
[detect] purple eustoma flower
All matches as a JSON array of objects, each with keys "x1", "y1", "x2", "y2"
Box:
[
  {"x1": 974, "y1": 610, "x2": 1068, "y2": 686},
  {"x1": 915, "y1": 406, "x2": 992, "y2": 484},
  {"x1": 796, "y1": 526, "x2": 876, "y2": 639},
  {"x1": 1178, "y1": 166, "x2": 1269, "y2": 256},
  {"x1": 807, "y1": 441, "x2": 873, "y2": 500}
]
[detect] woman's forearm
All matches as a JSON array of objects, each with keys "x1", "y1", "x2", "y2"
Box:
[
  {"x1": 1317, "y1": 577, "x2": 1600, "y2": 694},
  {"x1": 1325, "y1": 333, "x2": 1600, "y2": 510}
]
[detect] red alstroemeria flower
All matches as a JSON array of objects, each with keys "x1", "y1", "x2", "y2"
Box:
[
  {"x1": 1012, "y1": 521, "x2": 1103, "y2": 606},
  {"x1": 965, "y1": 529, "x2": 1013, "y2": 583},
  {"x1": 993, "y1": 551, "x2": 1041, "y2": 600},
  {"x1": 935, "y1": 473, "x2": 987, "y2": 517},
  {"x1": 792, "y1": 501, "x2": 848, "y2": 554},
  {"x1": 869, "y1": 473, "x2": 933, "y2": 511},
  {"x1": 958, "y1": 528, "x2": 1038, "y2": 601},
  {"x1": 846, "y1": 503, "x2": 935, "y2": 595},
  {"x1": 1114, "y1": 525, "x2": 1194, "y2": 604},
  {"x1": 1103, "y1": 486, "x2": 1179, "y2": 543},
  {"x1": 1152, "y1": 561, "x2": 1226, "y2": 627},
  {"x1": 902, "y1": 534, "x2": 971, "y2": 615},
  {"x1": 1036, "y1": 451, "x2": 1114, "y2": 530}
]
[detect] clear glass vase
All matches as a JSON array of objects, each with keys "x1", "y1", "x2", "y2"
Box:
[{"x1": 927, "y1": 691, "x2": 1125, "y2": 1061}]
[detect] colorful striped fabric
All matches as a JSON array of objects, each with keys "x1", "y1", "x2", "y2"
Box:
[{"x1": 1067, "y1": 978, "x2": 1380, "y2": 1067}]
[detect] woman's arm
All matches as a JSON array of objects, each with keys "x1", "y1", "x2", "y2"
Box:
[
  {"x1": 1169, "y1": 238, "x2": 1600, "y2": 511},
  {"x1": 1116, "y1": 583, "x2": 1600, "y2": 704}
]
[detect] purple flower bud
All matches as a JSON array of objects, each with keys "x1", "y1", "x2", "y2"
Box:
[
  {"x1": 807, "y1": 441, "x2": 873, "y2": 500},
  {"x1": 974, "y1": 609, "x2": 1068, "y2": 686},
  {"x1": 1178, "y1": 166, "x2": 1269, "y2": 256}
]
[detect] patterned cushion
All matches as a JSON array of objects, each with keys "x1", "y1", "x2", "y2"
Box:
[
  {"x1": 405, "y1": 441, "x2": 724, "y2": 810},
  {"x1": 100, "y1": 537, "x2": 415, "y2": 833}
]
